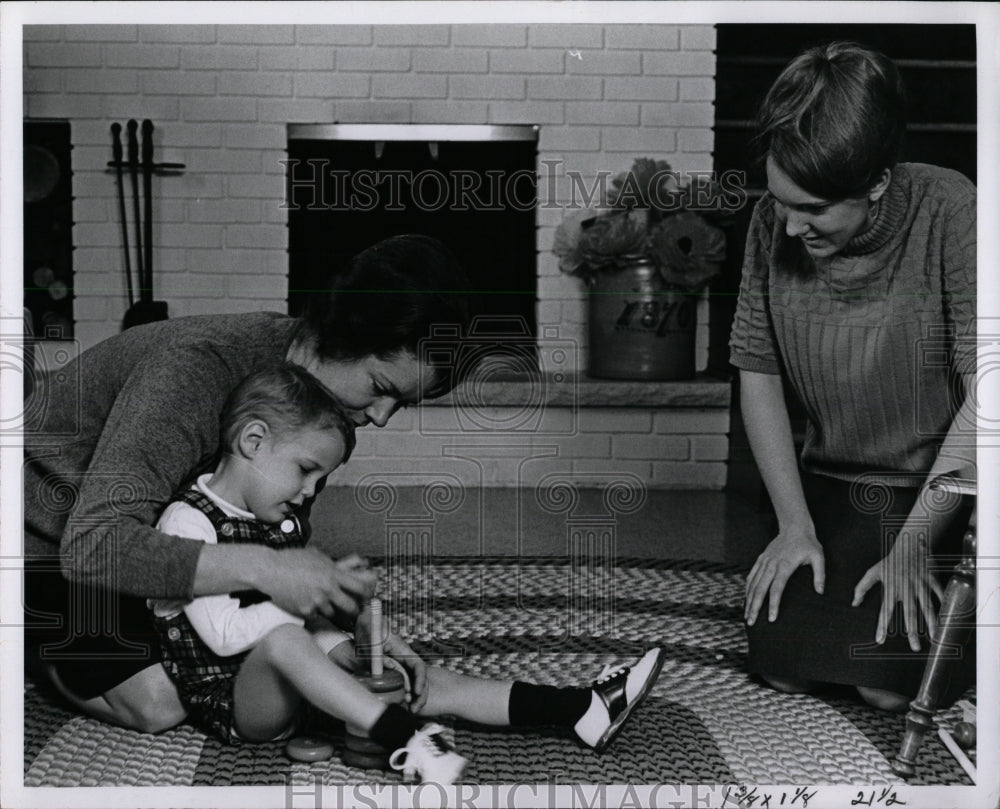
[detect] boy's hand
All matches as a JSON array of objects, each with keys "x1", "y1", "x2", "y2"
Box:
[{"x1": 384, "y1": 633, "x2": 428, "y2": 713}]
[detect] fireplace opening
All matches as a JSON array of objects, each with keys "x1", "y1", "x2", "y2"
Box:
[{"x1": 286, "y1": 125, "x2": 538, "y2": 343}]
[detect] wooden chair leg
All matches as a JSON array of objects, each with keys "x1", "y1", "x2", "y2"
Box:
[{"x1": 892, "y1": 529, "x2": 977, "y2": 778}]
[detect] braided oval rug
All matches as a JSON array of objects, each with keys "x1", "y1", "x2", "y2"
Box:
[{"x1": 22, "y1": 557, "x2": 973, "y2": 787}]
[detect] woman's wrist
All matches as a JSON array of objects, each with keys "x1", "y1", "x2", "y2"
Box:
[{"x1": 192, "y1": 542, "x2": 277, "y2": 596}]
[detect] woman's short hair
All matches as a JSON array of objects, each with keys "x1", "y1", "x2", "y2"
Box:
[
  {"x1": 221, "y1": 362, "x2": 357, "y2": 461},
  {"x1": 300, "y1": 234, "x2": 474, "y2": 396},
  {"x1": 754, "y1": 41, "x2": 906, "y2": 199}
]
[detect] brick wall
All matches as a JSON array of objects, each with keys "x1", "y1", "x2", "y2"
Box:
[{"x1": 23, "y1": 23, "x2": 728, "y2": 489}]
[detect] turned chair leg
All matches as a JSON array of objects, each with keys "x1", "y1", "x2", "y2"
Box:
[{"x1": 892, "y1": 528, "x2": 977, "y2": 778}]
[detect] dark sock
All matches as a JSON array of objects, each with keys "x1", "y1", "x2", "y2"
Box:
[
  {"x1": 368, "y1": 703, "x2": 423, "y2": 751},
  {"x1": 508, "y1": 681, "x2": 593, "y2": 728}
]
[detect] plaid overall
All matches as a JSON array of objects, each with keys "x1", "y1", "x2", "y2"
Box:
[{"x1": 154, "y1": 488, "x2": 306, "y2": 743}]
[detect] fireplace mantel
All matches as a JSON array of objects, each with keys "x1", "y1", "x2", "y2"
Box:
[{"x1": 428, "y1": 372, "x2": 731, "y2": 409}]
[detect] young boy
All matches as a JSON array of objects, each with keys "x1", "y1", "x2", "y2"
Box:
[{"x1": 150, "y1": 363, "x2": 666, "y2": 784}]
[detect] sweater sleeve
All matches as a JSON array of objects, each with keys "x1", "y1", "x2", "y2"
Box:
[
  {"x1": 729, "y1": 196, "x2": 783, "y2": 375},
  {"x1": 940, "y1": 180, "x2": 977, "y2": 383},
  {"x1": 58, "y1": 343, "x2": 239, "y2": 599}
]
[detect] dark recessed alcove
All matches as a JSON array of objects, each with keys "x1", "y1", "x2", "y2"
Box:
[{"x1": 286, "y1": 124, "x2": 538, "y2": 339}]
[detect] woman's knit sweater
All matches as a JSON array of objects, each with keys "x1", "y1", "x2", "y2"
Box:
[{"x1": 729, "y1": 163, "x2": 976, "y2": 482}]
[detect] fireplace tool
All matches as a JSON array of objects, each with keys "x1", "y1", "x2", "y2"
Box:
[{"x1": 108, "y1": 119, "x2": 184, "y2": 330}]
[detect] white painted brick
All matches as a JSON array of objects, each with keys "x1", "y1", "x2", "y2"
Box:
[
  {"x1": 527, "y1": 76, "x2": 602, "y2": 101},
  {"x1": 576, "y1": 409, "x2": 652, "y2": 433},
  {"x1": 72, "y1": 200, "x2": 111, "y2": 224},
  {"x1": 218, "y1": 72, "x2": 293, "y2": 96},
  {"x1": 217, "y1": 26, "x2": 294, "y2": 45},
  {"x1": 104, "y1": 44, "x2": 181, "y2": 69},
  {"x1": 366, "y1": 432, "x2": 454, "y2": 457},
  {"x1": 450, "y1": 75, "x2": 525, "y2": 101},
  {"x1": 651, "y1": 461, "x2": 725, "y2": 489},
  {"x1": 566, "y1": 101, "x2": 640, "y2": 126},
  {"x1": 373, "y1": 26, "x2": 451, "y2": 47},
  {"x1": 379, "y1": 408, "x2": 416, "y2": 432},
  {"x1": 561, "y1": 298, "x2": 587, "y2": 326},
  {"x1": 613, "y1": 435, "x2": 689, "y2": 460},
  {"x1": 516, "y1": 457, "x2": 575, "y2": 488},
  {"x1": 187, "y1": 199, "x2": 262, "y2": 224},
  {"x1": 105, "y1": 96, "x2": 180, "y2": 121},
  {"x1": 224, "y1": 224, "x2": 286, "y2": 249},
  {"x1": 566, "y1": 51, "x2": 641, "y2": 76},
  {"x1": 537, "y1": 299, "x2": 561, "y2": 325},
  {"x1": 25, "y1": 69, "x2": 63, "y2": 94},
  {"x1": 295, "y1": 73, "x2": 370, "y2": 98},
  {"x1": 605, "y1": 76, "x2": 679, "y2": 102},
  {"x1": 489, "y1": 101, "x2": 563, "y2": 125},
  {"x1": 601, "y1": 127, "x2": 675, "y2": 154},
  {"x1": 157, "y1": 224, "x2": 224, "y2": 249},
  {"x1": 181, "y1": 297, "x2": 270, "y2": 317},
  {"x1": 411, "y1": 101, "x2": 486, "y2": 124},
  {"x1": 143, "y1": 71, "x2": 216, "y2": 95},
  {"x1": 678, "y1": 129, "x2": 715, "y2": 152},
  {"x1": 157, "y1": 272, "x2": 230, "y2": 298},
  {"x1": 295, "y1": 26, "x2": 373, "y2": 46},
  {"x1": 571, "y1": 459, "x2": 653, "y2": 481},
  {"x1": 73, "y1": 222, "x2": 119, "y2": 246},
  {"x1": 222, "y1": 275, "x2": 287, "y2": 299},
  {"x1": 337, "y1": 100, "x2": 413, "y2": 123},
  {"x1": 227, "y1": 174, "x2": 281, "y2": 199},
  {"x1": 680, "y1": 77, "x2": 716, "y2": 102},
  {"x1": 337, "y1": 47, "x2": 410, "y2": 73},
  {"x1": 529, "y1": 25, "x2": 604, "y2": 49},
  {"x1": 680, "y1": 25, "x2": 717, "y2": 51},
  {"x1": 259, "y1": 99, "x2": 335, "y2": 124},
  {"x1": 64, "y1": 25, "x2": 138, "y2": 42},
  {"x1": 640, "y1": 101, "x2": 715, "y2": 128},
  {"x1": 692, "y1": 435, "x2": 731, "y2": 461},
  {"x1": 67, "y1": 68, "x2": 140, "y2": 94},
  {"x1": 156, "y1": 199, "x2": 186, "y2": 224},
  {"x1": 259, "y1": 46, "x2": 335, "y2": 72},
  {"x1": 531, "y1": 434, "x2": 611, "y2": 458},
  {"x1": 182, "y1": 46, "x2": 257, "y2": 70},
  {"x1": 26, "y1": 94, "x2": 105, "y2": 119},
  {"x1": 182, "y1": 97, "x2": 257, "y2": 122},
  {"x1": 653, "y1": 409, "x2": 729, "y2": 434},
  {"x1": 72, "y1": 297, "x2": 109, "y2": 321},
  {"x1": 490, "y1": 49, "x2": 564, "y2": 74},
  {"x1": 539, "y1": 127, "x2": 600, "y2": 152},
  {"x1": 159, "y1": 123, "x2": 224, "y2": 147},
  {"x1": 605, "y1": 26, "x2": 679, "y2": 51},
  {"x1": 24, "y1": 26, "x2": 64, "y2": 42},
  {"x1": 644, "y1": 51, "x2": 715, "y2": 77},
  {"x1": 373, "y1": 74, "x2": 447, "y2": 100},
  {"x1": 452, "y1": 25, "x2": 527, "y2": 48},
  {"x1": 160, "y1": 175, "x2": 225, "y2": 199},
  {"x1": 140, "y1": 25, "x2": 216, "y2": 44},
  {"x1": 223, "y1": 124, "x2": 285, "y2": 150},
  {"x1": 197, "y1": 241, "x2": 282, "y2": 269},
  {"x1": 27, "y1": 43, "x2": 103, "y2": 68},
  {"x1": 412, "y1": 49, "x2": 488, "y2": 74}
]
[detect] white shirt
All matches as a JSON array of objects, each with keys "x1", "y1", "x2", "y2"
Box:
[{"x1": 150, "y1": 474, "x2": 347, "y2": 657}]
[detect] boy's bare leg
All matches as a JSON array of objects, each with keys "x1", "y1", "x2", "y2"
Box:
[
  {"x1": 414, "y1": 667, "x2": 514, "y2": 725},
  {"x1": 45, "y1": 663, "x2": 187, "y2": 734},
  {"x1": 233, "y1": 624, "x2": 388, "y2": 741}
]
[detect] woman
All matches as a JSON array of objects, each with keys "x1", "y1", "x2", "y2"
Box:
[
  {"x1": 24, "y1": 234, "x2": 473, "y2": 732},
  {"x1": 729, "y1": 42, "x2": 976, "y2": 710}
]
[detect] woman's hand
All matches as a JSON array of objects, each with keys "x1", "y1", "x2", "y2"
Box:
[
  {"x1": 853, "y1": 534, "x2": 942, "y2": 651},
  {"x1": 261, "y1": 549, "x2": 377, "y2": 619},
  {"x1": 745, "y1": 527, "x2": 825, "y2": 625}
]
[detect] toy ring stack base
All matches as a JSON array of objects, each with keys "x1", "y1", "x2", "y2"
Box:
[{"x1": 342, "y1": 669, "x2": 407, "y2": 770}]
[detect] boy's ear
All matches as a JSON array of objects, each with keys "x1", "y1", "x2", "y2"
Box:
[{"x1": 236, "y1": 419, "x2": 270, "y2": 459}]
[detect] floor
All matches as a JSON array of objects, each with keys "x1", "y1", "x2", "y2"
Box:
[{"x1": 309, "y1": 484, "x2": 772, "y2": 569}]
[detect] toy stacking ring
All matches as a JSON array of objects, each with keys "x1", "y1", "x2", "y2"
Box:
[{"x1": 285, "y1": 736, "x2": 335, "y2": 762}]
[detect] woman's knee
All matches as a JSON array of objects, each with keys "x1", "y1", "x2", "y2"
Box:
[
  {"x1": 857, "y1": 686, "x2": 910, "y2": 712},
  {"x1": 99, "y1": 665, "x2": 188, "y2": 734},
  {"x1": 761, "y1": 673, "x2": 817, "y2": 694}
]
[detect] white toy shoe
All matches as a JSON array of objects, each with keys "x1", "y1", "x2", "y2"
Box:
[{"x1": 389, "y1": 723, "x2": 467, "y2": 784}]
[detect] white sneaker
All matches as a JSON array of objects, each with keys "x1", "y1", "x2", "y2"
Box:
[
  {"x1": 573, "y1": 647, "x2": 667, "y2": 753},
  {"x1": 389, "y1": 723, "x2": 467, "y2": 784}
]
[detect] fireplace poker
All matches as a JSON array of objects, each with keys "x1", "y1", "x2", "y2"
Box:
[{"x1": 110, "y1": 123, "x2": 134, "y2": 307}]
